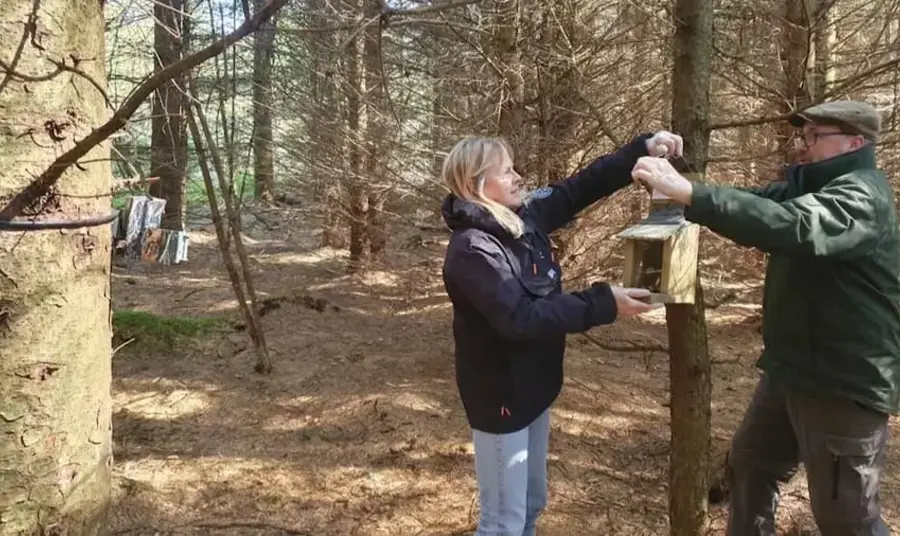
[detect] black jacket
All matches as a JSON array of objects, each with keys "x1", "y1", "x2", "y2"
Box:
[{"x1": 441, "y1": 134, "x2": 651, "y2": 433}]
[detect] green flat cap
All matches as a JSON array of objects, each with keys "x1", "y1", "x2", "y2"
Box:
[{"x1": 789, "y1": 100, "x2": 881, "y2": 141}]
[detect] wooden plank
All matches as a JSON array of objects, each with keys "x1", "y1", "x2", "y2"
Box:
[
  {"x1": 622, "y1": 240, "x2": 639, "y2": 288},
  {"x1": 661, "y1": 223, "x2": 700, "y2": 303}
]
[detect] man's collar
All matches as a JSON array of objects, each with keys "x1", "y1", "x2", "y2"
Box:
[{"x1": 789, "y1": 143, "x2": 877, "y2": 191}]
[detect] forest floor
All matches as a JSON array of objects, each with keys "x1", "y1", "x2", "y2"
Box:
[{"x1": 107, "y1": 203, "x2": 900, "y2": 536}]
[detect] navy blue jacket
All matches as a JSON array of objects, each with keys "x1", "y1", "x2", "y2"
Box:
[{"x1": 441, "y1": 134, "x2": 651, "y2": 433}]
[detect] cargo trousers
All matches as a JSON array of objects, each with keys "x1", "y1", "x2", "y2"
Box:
[{"x1": 727, "y1": 373, "x2": 891, "y2": 536}]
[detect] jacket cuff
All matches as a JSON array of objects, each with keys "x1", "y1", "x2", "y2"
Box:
[
  {"x1": 586, "y1": 282, "x2": 617, "y2": 327},
  {"x1": 626, "y1": 133, "x2": 652, "y2": 161},
  {"x1": 607, "y1": 134, "x2": 651, "y2": 186},
  {"x1": 685, "y1": 182, "x2": 716, "y2": 224}
]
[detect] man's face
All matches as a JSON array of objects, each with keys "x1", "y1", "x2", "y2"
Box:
[{"x1": 794, "y1": 123, "x2": 866, "y2": 164}]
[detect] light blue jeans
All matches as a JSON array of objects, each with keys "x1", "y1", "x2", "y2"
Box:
[{"x1": 472, "y1": 409, "x2": 551, "y2": 536}]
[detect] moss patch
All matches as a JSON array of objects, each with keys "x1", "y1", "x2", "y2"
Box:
[{"x1": 112, "y1": 309, "x2": 223, "y2": 351}]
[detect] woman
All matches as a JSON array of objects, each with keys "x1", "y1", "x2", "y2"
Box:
[{"x1": 440, "y1": 131, "x2": 682, "y2": 535}]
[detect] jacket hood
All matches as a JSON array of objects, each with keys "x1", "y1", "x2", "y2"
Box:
[{"x1": 441, "y1": 194, "x2": 519, "y2": 238}]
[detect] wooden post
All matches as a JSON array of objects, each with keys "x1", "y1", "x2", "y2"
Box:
[{"x1": 668, "y1": 0, "x2": 714, "y2": 525}]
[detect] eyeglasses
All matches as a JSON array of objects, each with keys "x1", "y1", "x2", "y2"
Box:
[{"x1": 793, "y1": 131, "x2": 850, "y2": 149}]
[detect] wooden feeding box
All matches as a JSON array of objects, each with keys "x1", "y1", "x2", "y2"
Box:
[{"x1": 616, "y1": 192, "x2": 700, "y2": 304}]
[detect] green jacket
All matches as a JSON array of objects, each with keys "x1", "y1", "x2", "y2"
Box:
[{"x1": 686, "y1": 143, "x2": 900, "y2": 414}]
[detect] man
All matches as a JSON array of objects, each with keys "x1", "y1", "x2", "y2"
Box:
[{"x1": 632, "y1": 100, "x2": 900, "y2": 536}]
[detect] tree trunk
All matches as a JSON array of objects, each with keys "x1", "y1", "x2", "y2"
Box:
[
  {"x1": 533, "y1": 2, "x2": 586, "y2": 264},
  {"x1": 321, "y1": 182, "x2": 348, "y2": 248},
  {"x1": 428, "y1": 0, "x2": 456, "y2": 188},
  {"x1": 186, "y1": 89, "x2": 271, "y2": 374},
  {"x1": 344, "y1": 0, "x2": 367, "y2": 272},
  {"x1": 777, "y1": 0, "x2": 814, "y2": 162},
  {"x1": 363, "y1": 0, "x2": 386, "y2": 261},
  {"x1": 668, "y1": 0, "x2": 713, "y2": 534},
  {"x1": 431, "y1": 70, "x2": 448, "y2": 181},
  {"x1": 252, "y1": 0, "x2": 276, "y2": 201},
  {"x1": 308, "y1": 0, "x2": 347, "y2": 248},
  {"x1": 811, "y1": 0, "x2": 836, "y2": 101},
  {"x1": 367, "y1": 189, "x2": 386, "y2": 260},
  {"x1": 0, "y1": 0, "x2": 112, "y2": 533},
  {"x1": 347, "y1": 184, "x2": 368, "y2": 270},
  {"x1": 494, "y1": 0, "x2": 527, "y2": 171},
  {"x1": 149, "y1": 0, "x2": 188, "y2": 231}
]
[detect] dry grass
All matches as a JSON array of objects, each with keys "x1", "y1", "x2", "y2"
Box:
[{"x1": 107, "y1": 204, "x2": 900, "y2": 535}]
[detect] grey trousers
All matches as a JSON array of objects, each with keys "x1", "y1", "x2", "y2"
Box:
[{"x1": 727, "y1": 374, "x2": 891, "y2": 536}]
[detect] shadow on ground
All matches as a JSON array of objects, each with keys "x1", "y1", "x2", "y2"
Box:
[{"x1": 108, "y1": 212, "x2": 900, "y2": 535}]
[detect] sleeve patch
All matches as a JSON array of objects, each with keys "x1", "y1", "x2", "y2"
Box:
[{"x1": 530, "y1": 187, "x2": 553, "y2": 199}]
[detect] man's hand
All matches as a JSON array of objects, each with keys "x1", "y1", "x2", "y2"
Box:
[
  {"x1": 631, "y1": 156, "x2": 693, "y2": 205},
  {"x1": 645, "y1": 130, "x2": 684, "y2": 158},
  {"x1": 610, "y1": 286, "x2": 660, "y2": 318}
]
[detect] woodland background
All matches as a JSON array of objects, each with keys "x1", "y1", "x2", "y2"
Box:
[{"x1": 2, "y1": 0, "x2": 900, "y2": 534}]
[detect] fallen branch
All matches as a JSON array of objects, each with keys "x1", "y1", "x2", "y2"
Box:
[
  {"x1": 114, "y1": 521, "x2": 311, "y2": 535},
  {"x1": 581, "y1": 332, "x2": 667, "y2": 353},
  {"x1": 192, "y1": 521, "x2": 311, "y2": 535},
  {"x1": 0, "y1": 0, "x2": 289, "y2": 220},
  {"x1": 704, "y1": 290, "x2": 739, "y2": 309}
]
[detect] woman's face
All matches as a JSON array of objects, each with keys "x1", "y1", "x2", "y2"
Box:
[{"x1": 481, "y1": 148, "x2": 525, "y2": 209}]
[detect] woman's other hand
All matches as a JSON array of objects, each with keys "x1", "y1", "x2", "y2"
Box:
[{"x1": 610, "y1": 286, "x2": 660, "y2": 317}]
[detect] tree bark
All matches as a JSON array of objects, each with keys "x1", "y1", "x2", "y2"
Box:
[
  {"x1": 533, "y1": 2, "x2": 586, "y2": 264},
  {"x1": 427, "y1": 0, "x2": 457, "y2": 188},
  {"x1": 367, "y1": 189, "x2": 386, "y2": 259},
  {"x1": 430, "y1": 68, "x2": 448, "y2": 181},
  {"x1": 149, "y1": 0, "x2": 188, "y2": 231},
  {"x1": 363, "y1": 0, "x2": 386, "y2": 261},
  {"x1": 0, "y1": 0, "x2": 112, "y2": 533},
  {"x1": 811, "y1": 0, "x2": 836, "y2": 101},
  {"x1": 668, "y1": 0, "x2": 713, "y2": 533},
  {"x1": 777, "y1": 0, "x2": 814, "y2": 162},
  {"x1": 308, "y1": 0, "x2": 347, "y2": 248},
  {"x1": 344, "y1": 0, "x2": 367, "y2": 272},
  {"x1": 252, "y1": 0, "x2": 276, "y2": 201},
  {"x1": 0, "y1": 0, "x2": 288, "y2": 221},
  {"x1": 494, "y1": 0, "x2": 527, "y2": 172}
]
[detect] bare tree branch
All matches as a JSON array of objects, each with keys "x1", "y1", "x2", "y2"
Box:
[
  {"x1": 0, "y1": 0, "x2": 289, "y2": 220},
  {"x1": 277, "y1": 0, "x2": 484, "y2": 37},
  {"x1": 0, "y1": 0, "x2": 41, "y2": 98},
  {"x1": 382, "y1": 0, "x2": 482, "y2": 18},
  {"x1": 709, "y1": 56, "x2": 900, "y2": 131}
]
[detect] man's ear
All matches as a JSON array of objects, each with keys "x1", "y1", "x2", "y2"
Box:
[{"x1": 850, "y1": 135, "x2": 866, "y2": 150}]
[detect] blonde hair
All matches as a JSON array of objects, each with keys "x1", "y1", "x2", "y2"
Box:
[{"x1": 441, "y1": 136, "x2": 525, "y2": 238}]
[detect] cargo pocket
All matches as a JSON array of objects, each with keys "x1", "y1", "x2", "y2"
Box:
[{"x1": 821, "y1": 431, "x2": 885, "y2": 524}]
